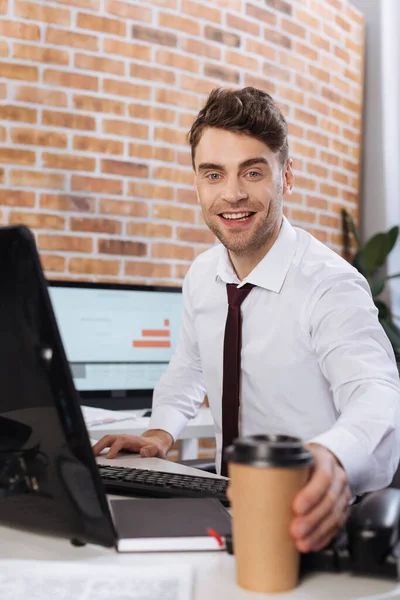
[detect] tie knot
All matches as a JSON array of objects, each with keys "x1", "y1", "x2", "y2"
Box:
[{"x1": 226, "y1": 283, "x2": 255, "y2": 308}]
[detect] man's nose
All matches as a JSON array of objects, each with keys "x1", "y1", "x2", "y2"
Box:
[{"x1": 220, "y1": 178, "x2": 248, "y2": 203}]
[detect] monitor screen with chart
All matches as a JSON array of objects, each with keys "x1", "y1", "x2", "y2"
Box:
[{"x1": 47, "y1": 281, "x2": 183, "y2": 410}]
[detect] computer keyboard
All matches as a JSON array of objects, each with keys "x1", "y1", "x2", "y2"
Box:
[{"x1": 98, "y1": 464, "x2": 229, "y2": 506}]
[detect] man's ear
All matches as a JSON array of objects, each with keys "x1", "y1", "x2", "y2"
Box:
[{"x1": 283, "y1": 158, "x2": 294, "y2": 196}]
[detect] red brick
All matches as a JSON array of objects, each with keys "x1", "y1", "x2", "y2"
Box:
[
  {"x1": 41, "y1": 255, "x2": 66, "y2": 272},
  {"x1": 74, "y1": 94, "x2": 125, "y2": 116},
  {"x1": 320, "y1": 117, "x2": 340, "y2": 135},
  {"x1": 154, "y1": 166, "x2": 193, "y2": 186},
  {"x1": 287, "y1": 121, "x2": 304, "y2": 138},
  {"x1": 75, "y1": 53, "x2": 124, "y2": 76},
  {"x1": 46, "y1": 27, "x2": 99, "y2": 51},
  {"x1": 264, "y1": 28, "x2": 291, "y2": 49},
  {"x1": 279, "y1": 86, "x2": 305, "y2": 105},
  {"x1": 332, "y1": 107, "x2": 351, "y2": 125},
  {"x1": 307, "y1": 130, "x2": 330, "y2": 147},
  {"x1": 332, "y1": 139, "x2": 350, "y2": 155},
  {"x1": 103, "y1": 78, "x2": 150, "y2": 100},
  {"x1": 181, "y1": 38, "x2": 220, "y2": 61},
  {"x1": 100, "y1": 198, "x2": 148, "y2": 218},
  {"x1": 16, "y1": 86, "x2": 67, "y2": 107},
  {"x1": 0, "y1": 125, "x2": 5, "y2": 142},
  {"x1": 0, "y1": 190, "x2": 35, "y2": 207},
  {"x1": 103, "y1": 38, "x2": 151, "y2": 61},
  {"x1": 9, "y1": 211, "x2": 65, "y2": 229},
  {"x1": 204, "y1": 25, "x2": 240, "y2": 47},
  {"x1": 132, "y1": 25, "x2": 177, "y2": 48},
  {"x1": 295, "y1": 176, "x2": 317, "y2": 191},
  {"x1": 77, "y1": 12, "x2": 126, "y2": 36},
  {"x1": 0, "y1": 169, "x2": 4, "y2": 185},
  {"x1": 71, "y1": 175, "x2": 123, "y2": 195},
  {"x1": 99, "y1": 238, "x2": 147, "y2": 256},
  {"x1": 342, "y1": 159, "x2": 358, "y2": 173},
  {"x1": 177, "y1": 188, "x2": 197, "y2": 204},
  {"x1": 295, "y1": 41, "x2": 319, "y2": 61},
  {"x1": 246, "y1": 3, "x2": 276, "y2": 26},
  {"x1": 11, "y1": 128, "x2": 67, "y2": 149},
  {"x1": 0, "y1": 20, "x2": 40, "y2": 41},
  {"x1": 263, "y1": 62, "x2": 290, "y2": 83},
  {"x1": 105, "y1": 0, "x2": 152, "y2": 21},
  {"x1": 0, "y1": 148, "x2": 35, "y2": 166},
  {"x1": 159, "y1": 11, "x2": 200, "y2": 36},
  {"x1": 282, "y1": 18, "x2": 306, "y2": 38},
  {"x1": 156, "y1": 50, "x2": 199, "y2": 73},
  {"x1": 332, "y1": 170, "x2": 350, "y2": 185},
  {"x1": 101, "y1": 159, "x2": 148, "y2": 178},
  {"x1": 0, "y1": 0, "x2": 7, "y2": 14},
  {"x1": 227, "y1": 13, "x2": 260, "y2": 36},
  {"x1": 295, "y1": 7, "x2": 320, "y2": 30},
  {"x1": 0, "y1": 61, "x2": 38, "y2": 82},
  {"x1": 71, "y1": 217, "x2": 121, "y2": 234},
  {"x1": 310, "y1": 32, "x2": 330, "y2": 52},
  {"x1": 294, "y1": 108, "x2": 317, "y2": 126},
  {"x1": 43, "y1": 153, "x2": 96, "y2": 172},
  {"x1": 295, "y1": 74, "x2": 318, "y2": 94},
  {"x1": 306, "y1": 195, "x2": 328, "y2": 210},
  {"x1": 0, "y1": 82, "x2": 6, "y2": 99},
  {"x1": 127, "y1": 222, "x2": 173, "y2": 238},
  {"x1": 178, "y1": 151, "x2": 192, "y2": 167},
  {"x1": 13, "y1": 43, "x2": 69, "y2": 65},
  {"x1": 42, "y1": 110, "x2": 95, "y2": 131},
  {"x1": 309, "y1": 65, "x2": 330, "y2": 83},
  {"x1": 152, "y1": 243, "x2": 194, "y2": 261},
  {"x1": 320, "y1": 150, "x2": 340, "y2": 166},
  {"x1": 204, "y1": 63, "x2": 239, "y2": 84},
  {"x1": 125, "y1": 261, "x2": 171, "y2": 278},
  {"x1": 156, "y1": 88, "x2": 198, "y2": 110},
  {"x1": 279, "y1": 51, "x2": 307, "y2": 73},
  {"x1": 10, "y1": 169, "x2": 65, "y2": 189},
  {"x1": 39, "y1": 234, "x2": 92, "y2": 253},
  {"x1": 69, "y1": 257, "x2": 120, "y2": 275},
  {"x1": 50, "y1": 0, "x2": 100, "y2": 8},
  {"x1": 244, "y1": 75, "x2": 276, "y2": 95},
  {"x1": 131, "y1": 63, "x2": 175, "y2": 85},
  {"x1": 73, "y1": 135, "x2": 123, "y2": 155},
  {"x1": 291, "y1": 208, "x2": 317, "y2": 224},
  {"x1": 307, "y1": 162, "x2": 328, "y2": 178},
  {"x1": 182, "y1": 0, "x2": 220, "y2": 22},
  {"x1": 309, "y1": 97, "x2": 330, "y2": 116},
  {"x1": 129, "y1": 182, "x2": 174, "y2": 201},
  {"x1": 129, "y1": 104, "x2": 175, "y2": 124},
  {"x1": 153, "y1": 204, "x2": 195, "y2": 224},
  {"x1": 154, "y1": 127, "x2": 187, "y2": 146},
  {"x1": 44, "y1": 69, "x2": 98, "y2": 92},
  {"x1": 179, "y1": 112, "x2": 196, "y2": 129},
  {"x1": 292, "y1": 141, "x2": 316, "y2": 159},
  {"x1": 320, "y1": 183, "x2": 340, "y2": 198},
  {"x1": 180, "y1": 74, "x2": 216, "y2": 95},
  {"x1": 319, "y1": 214, "x2": 341, "y2": 228},
  {"x1": 246, "y1": 39, "x2": 276, "y2": 62},
  {"x1": 0, "y1": 105, "x2": 37, "y2": 123},
  {"x1": 0, "y1": 40, "x2": 9, "y2": 57},
  {"x1": 15, "y1": 1, "x2": 71, "y2": 25},
  {"x1": 40, "y1": 194, "x2": 95, "y2": 212},
  {"x1": 129, "y1": 143, "x2": 175, "y2": 163},
  {"x1": 177, "y1": 227, "x2": 214, "y2": 244}
]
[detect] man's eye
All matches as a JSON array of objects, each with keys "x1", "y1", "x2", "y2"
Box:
[
  {"x1": 207, "y1": 173, "x2": 220, "y2": 180},
  {"x1": 247, "y1": 171, "x2": 261, "y2": 178}
]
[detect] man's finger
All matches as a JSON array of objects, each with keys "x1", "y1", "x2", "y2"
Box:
[
  {"x1": 140, "y1": 443, "x2": 159, "y2": 458},
  {"x1": 106, "y1": 439, "x2": 126, "y2": 459},
  {"x1": 291, "y1": 472, "x2": 347, "y2": 539},
  {"x1": 293, "y1": 463, "x2": 332, "y2": 516},
  {"x1": 298, "y1": 493, "x2": 351, "y2": 552},
  {"x1": 92, "y1": 436, "x2": 116, "y2": 456}
]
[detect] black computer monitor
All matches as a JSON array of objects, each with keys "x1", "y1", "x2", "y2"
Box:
[{"x1": 47, "y1": 281, "x2": 183, "y2": 410}]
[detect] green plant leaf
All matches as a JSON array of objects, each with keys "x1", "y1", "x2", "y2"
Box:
[
  {"x1": 371, "y1": 279, "x2": 385, "y2": 298},
  {"x1": 375, "y1": 300, "x2": 389, "y2": 319},
  {"x1": 387, "y1": 226, "x2": 399, "y2": 253},
  {"x1": 380, "y1": 317, "x2": 400, "y2": 356},
  {"x1": 358, "y1": 232, "x2": 391, "y2": 275},
  {"x1": 352, "y1": 251, "x2": 367, "y2": 278}
]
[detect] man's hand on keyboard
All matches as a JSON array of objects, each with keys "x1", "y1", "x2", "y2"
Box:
[{"x1": 92, "y1": 430, "x2": 174, "y2": 459}]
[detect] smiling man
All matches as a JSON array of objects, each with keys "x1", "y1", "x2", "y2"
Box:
[{"x1": 93, "y1": 87, "x2": 400, "y2": 553}]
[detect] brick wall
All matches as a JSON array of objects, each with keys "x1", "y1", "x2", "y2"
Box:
[{"x1": 0, "y1": 0, "x2": 364, "y2": 284}]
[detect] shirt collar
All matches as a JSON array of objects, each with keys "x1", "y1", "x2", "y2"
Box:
[{"x1": 215, "y1": 216, "x2": 298, "y2": 293}]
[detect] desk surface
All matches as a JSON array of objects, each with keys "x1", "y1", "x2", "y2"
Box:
[{"x1": 1, "y1": 454, "x2": 399, "y2": 600}]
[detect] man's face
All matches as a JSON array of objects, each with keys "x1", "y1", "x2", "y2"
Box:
[{"x1": 194, "y1": 128, "x2": 292, "y2": 256}]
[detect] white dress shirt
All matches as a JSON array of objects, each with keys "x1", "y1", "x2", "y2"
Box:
[{"x1": 150, "y1": 217, "x2": 400, "y2": 495}]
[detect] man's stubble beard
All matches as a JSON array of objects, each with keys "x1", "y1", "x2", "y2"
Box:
[{"x1": 201, "y1": 195, "x2": 283, "y2": 257}]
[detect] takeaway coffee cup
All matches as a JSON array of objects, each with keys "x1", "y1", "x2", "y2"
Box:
[{"x1": 225, "y1": 435, "x2": 313, "y2": 594}]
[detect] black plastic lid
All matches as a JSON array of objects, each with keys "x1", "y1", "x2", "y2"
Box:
[{"x1": 225, "y1": 434, "x2": 314, "y2": 468}]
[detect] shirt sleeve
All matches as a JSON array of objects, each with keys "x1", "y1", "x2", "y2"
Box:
[
  {"x1": 149, "y1": 270, "x2": 206, "y2": 442},
  {"x1": 303, "y1": 271, "x2": 400, "y2": 496}
]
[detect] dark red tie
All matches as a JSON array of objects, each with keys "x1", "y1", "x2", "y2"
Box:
[{"x1": 221, "y1": 283, "x2": 255, "y2": 476}]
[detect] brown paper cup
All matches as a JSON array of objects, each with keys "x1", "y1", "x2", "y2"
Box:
[{"x1": 228, "y1": 441, "x2": 311, "y2": 594}]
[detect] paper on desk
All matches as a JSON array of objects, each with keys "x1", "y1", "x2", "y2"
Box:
[
  {"x1": 0, "y1": 561, "x2": 192, "y2": 600},
  {"x1": 81, "y1": 405, "x2": 137, "y2": 427}
]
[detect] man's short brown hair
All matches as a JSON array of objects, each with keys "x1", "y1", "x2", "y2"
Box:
[{"x1": 188, "y1": 86, "x2": 289, "y2": 168}]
